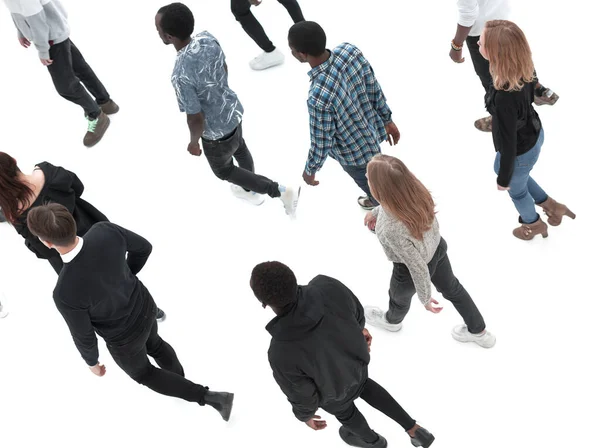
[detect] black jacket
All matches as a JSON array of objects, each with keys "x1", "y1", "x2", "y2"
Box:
[
  {"x1": 486, "y1": 81, "x2": 542, "y2": 187},
  {"x1": 14, "y1": 162, "x2": 108, "y2": 265},
  {"x1": 267, "y1": 275, "x2": 370, "y2": 422}
]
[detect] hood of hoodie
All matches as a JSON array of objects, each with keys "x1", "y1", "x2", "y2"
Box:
[
  {"x1": 266, "y1": 286, "x2": 324, "y2": 342},
  {"x1": 36, "y1": 162, "x2": 75, "y2": 194}
]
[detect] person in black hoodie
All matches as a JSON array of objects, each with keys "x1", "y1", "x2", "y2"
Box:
[
  {"x1": 479, "y1": 21, "x2": 575, "y2": 240},
  {"x1": 26, "y1": 203, "x2": 234, "y2": 419},
  {"x1": 0, "y1": 152, "x2": 165, "y2": 320},
  {"x1": 250, "y1": 261, "x2": 435, "y2": 448}
]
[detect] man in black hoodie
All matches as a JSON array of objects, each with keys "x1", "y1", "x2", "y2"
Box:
[{"x1": 250, "y1": 261, "x2": 436, "y2": 448}]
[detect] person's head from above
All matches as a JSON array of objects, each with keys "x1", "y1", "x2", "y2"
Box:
[
  {"x1": 479, "y1": 20, "x2": 534, "y2": 91},
  {"x1": 27, "y1": 203, "x2": 77, "y2": 251},
  {"x1": 288, "y1": 21, "x2": 327, "y2": 64},
  {"x1": 367, "y1": 155, "x2": 435, "y2": 240},
  {"x1": 0, "y1": 152, "x2": 33, "y2": 224},
  {"x1": 250, "y1": 261, "x2": 298, "y2": 315},
  {"x1": 156, "y1": 2, "x2": 195, "y2": 48}
]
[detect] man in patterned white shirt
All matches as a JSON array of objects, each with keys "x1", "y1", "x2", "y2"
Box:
[{"x1": 155, "y1": 2, "x2": 300, "y2": 216}]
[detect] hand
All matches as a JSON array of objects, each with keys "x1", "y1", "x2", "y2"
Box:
[
  {"x1": 40, "y1": 58, "x2": 53, "y2": 66},
  {"x1": 89, "y1": 363, "x2": 106, "y2": 377},
  {"x1": 384, "y1": 122, "x2": 400, "y2": 146},
  {"x1": 449, "y1": 47, "x2": 465, "y2": 63},
  {"x1": 305, "y1": 415, "x2": 327, "y2": 431},
  {"x1": 187, "y1": 141, "x2": 202, "y2": 156},
  {"x1": 303, "y1": 171, "x2": 320, "y2": 186},
  {"x1": 425, "y1": 298, "x2": 443, "y2": 314},
  {"x1": 18, "y1": 37, "x2": 31, "y2": 48},
  {"x1": 249, "y1": 0, "x2": 262, "y2": 5},
  {"x1": 497, "y1": 184, "x2": 510, "y2": 191},
  {"x1": 362, "y1": 328, "x2": 372, "y2": 352},
  {"x1": 364, "y1": 212, "x2": 377, "y2": 231}
]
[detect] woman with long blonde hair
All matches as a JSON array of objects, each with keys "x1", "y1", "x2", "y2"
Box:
[
  {"x1": 479, "y1": 20, "x2": 575, "y2": 239},
  {"x1": 363, "y1": 155, "x2": 495, "y2": 348}
]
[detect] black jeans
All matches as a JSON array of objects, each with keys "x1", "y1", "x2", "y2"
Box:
[
  {"x1": 231, "y1": 0, "x2": 304, "y2": 52},
  {"x1": 342, "y1": 164, "x2": 379, "y2": 205},
  {"x1": 466, "y1": 36, "x2": 492, "y2": 94},
  {"x1": 47, "y1": 39, "x2": 110, "y2": 119},
  {"x1": 202, "y1": 124, "x2": 281, "y2": 198},
  {"x1": 107, "y1": 297, "x2": 208, "y2": 405},
  {"x1": 325, "y1": 378, "x2": 416, "y2": 443},
  {"x1": 386, "y1": 238, "x2": 486, "y2": 334}
]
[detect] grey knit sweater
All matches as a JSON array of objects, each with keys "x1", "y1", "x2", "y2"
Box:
[{"x1": 372, "y1": 206, "x2": 441, "y2": 306}]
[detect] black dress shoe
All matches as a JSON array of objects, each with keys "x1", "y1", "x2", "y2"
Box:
[
  {"x1": 410, "y1": 427, "x2": 435, "y2": 447},
  {"x1": 204, "y1": 390, "x2": 234, "y2": 421},
  {"x1": 339, "y1": 426, "x2": 387, "y2": 448},
  {"x1": 156, "y1": 308, "x2": 166, "y2": 322}
]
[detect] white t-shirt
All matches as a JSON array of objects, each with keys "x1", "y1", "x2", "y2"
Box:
[{"x1": 457, "y1": 0, "x2": 511, "y2": 37}]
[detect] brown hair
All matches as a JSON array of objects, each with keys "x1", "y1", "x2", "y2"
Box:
[
  {"x1": 27, "y1": 203, "x2": 77, "y2": 247},
  {"x1": 483, "y1": 20, "x2": 535, "y2": 91},
  {"x1": 0, "y1": 152, "x2": 34, "y2": 223},
  {"x1": 367, "y1": 155, "x2": 435, "y2": 240}
]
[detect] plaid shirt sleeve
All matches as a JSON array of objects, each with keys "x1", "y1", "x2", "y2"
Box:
[
  {"x1": 305, "y1": 103, "x2": 335, "y2": 175},
  {"x1": 361, "y1": 55, "x2": 392, "y2": 123}
]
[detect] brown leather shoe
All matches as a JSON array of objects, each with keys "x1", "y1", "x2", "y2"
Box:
[
  {"x1": 513, "y1": 217, "x2": 548, "y2": 240},
  {"x1": 538, "y1": 197, "x2": 575, "y2": 226},
  {"x1": 534, "y1": 87, "x2": 559, "y2": 106},
  {"x1": 474, "y1": 115, "x2": 493, "y2": 132},
  {"x1": 100, "y1": 100, "x2": 119, "y2": 115},
  {"x1": 83, "y1": 112, "x2": 110, "y2": 147}
]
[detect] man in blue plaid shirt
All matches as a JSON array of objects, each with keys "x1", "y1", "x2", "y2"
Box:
[{"x1": 288, "y1": 21, "x2": 400, "y2": 210}]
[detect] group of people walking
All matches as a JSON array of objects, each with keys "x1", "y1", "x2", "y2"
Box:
[{"x1": 0, "y1": 1, "x2": 576, "y2": 447}]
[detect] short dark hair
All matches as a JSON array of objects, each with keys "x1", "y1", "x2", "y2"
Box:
[
  {"x1": 158, "y1": 3, "x2": 194, "y2": 40},
  {"x1": 27, "y1": 203, "x2": 77, "y2": 247},
  {"x1": 288, "y1": 21, "x2": 326, "y2": 57},
  {"x1": 250, "y1": 261, "x2": 298, "y2": 309}
]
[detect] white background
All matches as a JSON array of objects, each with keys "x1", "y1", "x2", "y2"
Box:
[{"x1": 0, "y1": 0, "x2": 598, "y2": 447}]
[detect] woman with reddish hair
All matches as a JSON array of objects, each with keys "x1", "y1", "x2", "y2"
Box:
[
  {"x1": 479, "y1": 20, "x2": 575, "y2": 239},
  {"x1": 0, "y1": 152, "x2": 166, "y2": 320},
  {"x1": 363, "y1": 155, "x2": 495, "y2": 348}
]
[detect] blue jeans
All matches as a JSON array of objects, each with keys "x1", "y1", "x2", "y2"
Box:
[
  {"x1": 342, "y1": 164, "x2": 379, "y2": 205},
  {"x1": 494, "y1": 129, "x2": 548, "y2": 224}
]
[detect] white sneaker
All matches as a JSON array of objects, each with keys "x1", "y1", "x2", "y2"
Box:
[
  {"x1": 231, "y1": 185, "x2": 265, "y2": 206},
  {"x1": 249, "y1": 48, "x2": 285, "y2": 71},
  {"x1": 451, "y1": 324, "x2": 496, "y2": 348},
  {"x1": 364, "y1": 306, "x2": 403, "y2": 332},
  {"x1": 279, "y1": 186, "x2": 301, "y2": 217}
]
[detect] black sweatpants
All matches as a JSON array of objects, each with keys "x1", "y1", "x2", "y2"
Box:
[
  {"x1": 202, "y1": 124, "x2": 281, "y2": 198},
  {"x1": 231, "y1": 0, "x2": 305, "y2": 52},
  {"x1": 107, "y1": 298, "x2": 208, "y2": 405},
  {"x1": 386, "y1": 238, "x2": 486, "y2": 334},
  {"x1": 47, "y1": 39, "x2": 110, "y2": 119},
  {"x1": 325, "y1": 378, "x2": 416, "y2": 443}
]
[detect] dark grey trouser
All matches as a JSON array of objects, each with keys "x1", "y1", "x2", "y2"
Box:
[{"x1": 386, "y1": 238, "x2": 486, "y2": 334}]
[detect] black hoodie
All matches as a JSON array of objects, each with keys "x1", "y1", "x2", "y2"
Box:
[
  {"x1": 14, "y1": 162, "x2": 108, "y2": 263},
  {"x1": 267, "y1": 275, "x2": 370, "y2": 422}
]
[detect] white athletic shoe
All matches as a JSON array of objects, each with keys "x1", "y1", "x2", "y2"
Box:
[
  {"x1": 279, "y1": 185, "x2": 301, "y2": 217},
  {"x1": 249, "y1": 48, "x2": 285, "y2": 71},
  {"x1": 231, "y1": 185, "x2": 265, "y2": 206},
  {"x1": 364, "y1": 306, "x2": 403, "y2": 332},
  {"x1": 451, "y1": 324, "x2": 496, "y2": 348}
]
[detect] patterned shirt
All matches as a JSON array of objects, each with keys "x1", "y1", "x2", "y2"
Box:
[
  {"x1": 305, "y1": 43, "x2": 392, "y2": 175},
  {"x1": 171, "y1": 31, "x2": 244, "y2": 141}
]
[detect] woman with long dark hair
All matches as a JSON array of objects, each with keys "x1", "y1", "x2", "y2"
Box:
[
  {"x1": 0, "y1": 152, "x2": 165, "y2": 321},
  {"x1": 363, "y1": 155, "x2": 495, "y2": 348},
  {"x1": 479, "y1": 20, "x2": 575, "y2": 239}
]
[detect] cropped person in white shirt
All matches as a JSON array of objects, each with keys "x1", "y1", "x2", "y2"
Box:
[
  {"x1": 449, "y1": 0, "x2": 559, "y2": 132},
  {"x1": 363, "y1": 155, "x2": 496, "y2": 348}
]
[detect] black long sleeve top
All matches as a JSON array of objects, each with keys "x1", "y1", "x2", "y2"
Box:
[
  {"x1": 487, "y1": 81, "x2": 542, "y2": 187},
  {"x1": 53, "y1": 222, "x2": 153, "y2": 366}
]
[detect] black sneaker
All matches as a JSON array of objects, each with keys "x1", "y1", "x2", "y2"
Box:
[
  {"x1": 156, "y1": 308, "x2": 166, "y2": 322},
  {"x1": 410, "y1": 427, "x2": 435, "y2": 448},
  {"x1": 204, "y1": 390, "x2": 235, "y2": 421},
  {"x1": 357, "y1": 196, "x2": 377, "y2": 210},
  {"x1": 339, "y1": 427, "x2": 387, "y2": 448}
]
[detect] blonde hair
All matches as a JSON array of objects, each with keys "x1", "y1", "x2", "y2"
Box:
[
  {"x1": 367, "y1": 155, "x2": 435, "y2": 240},
  {"x1": 484, "y1": 20, "x2": 535, "y2": 91}
]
